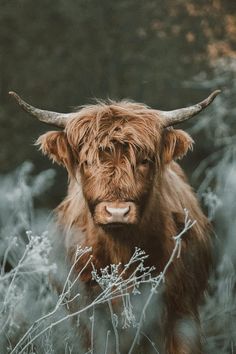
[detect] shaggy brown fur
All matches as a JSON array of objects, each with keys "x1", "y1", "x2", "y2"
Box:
[{"x1": 37, "y1": 100, "x2": 212, "y2": 354}]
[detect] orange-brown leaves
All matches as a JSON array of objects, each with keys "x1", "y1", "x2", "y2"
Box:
[
  {"x1": 36, "y1": 131, "x2": 75, "y2": 174},
  {"x1": 162, "y1": 128, "x2": 194, "y2": 164}
]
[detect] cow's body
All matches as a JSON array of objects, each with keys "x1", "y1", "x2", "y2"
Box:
[
  {"x1": 58, "y1": 159, "x2": 210, "y2": 283},
  {"x1": 57, "y1": 159, "x2": 211, "y2": 354},
  {"x1": 10, "y1": 92, "x2": 220, "y2": 354}
]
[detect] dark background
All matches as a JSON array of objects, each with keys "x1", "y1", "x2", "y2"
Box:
[{"x1": 0, "y1": 0, "x2": 235, "y2": 208}]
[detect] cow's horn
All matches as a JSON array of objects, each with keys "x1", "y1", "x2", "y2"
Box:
[
  {"x1": 9, "y1": 91, "x2": 74, "y2": 128},
  {"x1": 157, "y1": 90, "x2": 221, "y2": 127}
]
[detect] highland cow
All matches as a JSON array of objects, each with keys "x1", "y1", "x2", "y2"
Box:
[{"x1": 10, "y1": 90, "x2": 220, "y2": 354}]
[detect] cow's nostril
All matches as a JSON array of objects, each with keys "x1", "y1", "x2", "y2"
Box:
[
  {"x1": 105, "y1": 206, "x2": 112, "y2": 217},
  {"x1": 124, "y1": 206, "x2": 130, "y2": 216}
]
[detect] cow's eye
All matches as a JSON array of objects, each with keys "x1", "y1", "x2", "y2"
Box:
[{"x1": 140, "y1": 159, "x2": 150, "y2": 165}]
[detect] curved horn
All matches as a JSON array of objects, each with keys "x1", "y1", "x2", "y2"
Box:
[
  {"x1": 9, "y1": 91, "x2": 74, "y2": 128},
  {"x1": 157, "y1": 90, "x2": 221, "y2": 127}
]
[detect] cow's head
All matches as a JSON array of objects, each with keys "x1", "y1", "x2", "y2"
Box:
[{"x1": 9, "y1": 91, "x2": 220, "y2": 229}]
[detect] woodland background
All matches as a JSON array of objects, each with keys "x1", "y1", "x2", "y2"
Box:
[{"x1": 0, "y1": 1, "x2": 236, "y2": 353}]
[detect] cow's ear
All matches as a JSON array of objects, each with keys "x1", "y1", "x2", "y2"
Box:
[
  {"x1": 162, "y1": 128, "x2": 194, "y2": 164},
  {"x1": 36, "y1": 131, "x2": 75, "y2": 171}
]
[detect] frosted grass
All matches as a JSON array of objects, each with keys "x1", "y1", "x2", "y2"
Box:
[{"x1": 1, "y1": 57, "x2": 236, "y2": 352}]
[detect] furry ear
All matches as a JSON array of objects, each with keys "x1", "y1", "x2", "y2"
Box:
[
  {"x1": 162, "y1": 128, "x2": 194, "y2": 164},
  {"x1": 36, "y1": 131, "x2": 75, "y2": 172}
]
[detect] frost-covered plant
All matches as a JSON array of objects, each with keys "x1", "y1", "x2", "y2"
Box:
[
  {"x1": 0, "y1": 163, "x2": 58, "y2": 353},
  {"x1": 185, "y1": 57, "x2": 236, "y2": 195},
  {"x1": 9, "y1": 211, "x2": 194, "y2": 354},
  {"x1": 0, "y1": 164, "x2": 197, "y2": 353},
  {"x1": 186, "y1": 57, "x2": 236, "y2": 353},
  {"x1": 0, "y1": 230, "x2": 56, "y2": 347}
]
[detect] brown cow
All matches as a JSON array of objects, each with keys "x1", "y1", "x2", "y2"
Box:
[{"x1": 10, "y1": 90, "x2": 220, "y2": 354}]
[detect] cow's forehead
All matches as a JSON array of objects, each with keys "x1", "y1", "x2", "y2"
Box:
[{"x1": 66, "y1": 101, "x2": 162, "y2": 151}]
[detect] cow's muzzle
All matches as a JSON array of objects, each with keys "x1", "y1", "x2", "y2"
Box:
[{"x1": 93, "y1": 201, "x2": 138, "y2": 226}]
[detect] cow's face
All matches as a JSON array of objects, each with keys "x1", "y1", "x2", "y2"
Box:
[
  {"x1": 37, "y1": 102, "x2": 193, "y2": 228},
  {"x1": 78, "y1": 141, "x2": 157, "y2": 227}
]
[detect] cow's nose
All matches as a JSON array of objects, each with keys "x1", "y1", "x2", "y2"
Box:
[{"x1": 105, "y1": 206, "x2": 130, "y2": 223}]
